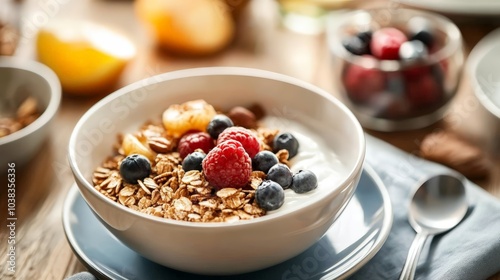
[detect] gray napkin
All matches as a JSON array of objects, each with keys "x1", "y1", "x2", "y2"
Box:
[
  {"x1": 65, "y1": 272, "x2": 97, "y2": 280},
  {"x1": 350, "y1": 134, "x2": 500, "y2": 280}
]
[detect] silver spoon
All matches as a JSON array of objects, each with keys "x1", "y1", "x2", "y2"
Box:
[{"x1": 399, "y1": 174, "x2": 468, "y2": 280}]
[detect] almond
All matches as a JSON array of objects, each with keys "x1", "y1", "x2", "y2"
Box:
[
  {"x1": 419, "y1": 131, "x2": 491, "y2": 179},
  {"x1": 227, "y1": 106, "x2": 257, "y2": 129}
]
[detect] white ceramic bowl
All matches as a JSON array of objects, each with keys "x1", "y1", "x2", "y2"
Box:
[
  {"x1": 0, "y1": 56, "x2": 61, "y2": 168},
  {"x1": 68, "y1": 67, "x2": 365, "y2": 275},
  {"x1": 467, "y1": 28, "x2": 500, "y2": 154}
]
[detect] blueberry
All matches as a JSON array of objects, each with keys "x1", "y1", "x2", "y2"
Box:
[
  {"x1": 408, "y1": 17, "x2": 435, "y2": 47},
  {"x1": 252, "y1": 151, "x2": 279, "y2": 173},
  {"x1": 207, "y1": 114, "x2": 233, "y2": 139},
  {"x1": 399, "y1": 40, "x2": 428, "y2": 60},
  {"x1": 267, "y1": 163, "x2": 293, "y2": 189},
  {"x1": 255, "y1": 180, "x2": 285, "y2": 211},
  {"x1": 182, "y1": 152, "x2": 205, "y2": 171},
  {"x1": 273, "y1": 132, "x2": 299, "y2": 159},
  {"x1": 291, "y1": 170, "x2": 318, "y2": 194},
  {"x1": 410, "y1": 30, "x2": 434, "y2": 47},
  {"x1": 119, "y1": 154, "x2": 151, "y2": 184},
  {"x1": 342, "y1": 35, "x2": 370, "y2": 56},
  {"x1": 357, "y1": 30, "x2": 372, "y2": 43}
]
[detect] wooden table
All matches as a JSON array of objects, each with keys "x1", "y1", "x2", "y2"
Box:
[{"x1": 1, "y1": 0, "x2": 499, "y2": 279}]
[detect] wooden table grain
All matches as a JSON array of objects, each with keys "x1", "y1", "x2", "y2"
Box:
[{"x1": 1, "y1": 0, "x2": 499, "y2": 279}]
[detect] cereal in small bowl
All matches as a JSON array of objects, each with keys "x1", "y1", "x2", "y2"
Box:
[{"x1": 0, "y1": 56, "x2": 61, "y2": 168}]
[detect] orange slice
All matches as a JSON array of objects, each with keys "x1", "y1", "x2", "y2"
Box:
[
  {"x1": 135, "y1": 0, "x2": 234, "y2": 56},
  {"x1": 36, "y1": 20, "x2": 136, "y2": 96}
]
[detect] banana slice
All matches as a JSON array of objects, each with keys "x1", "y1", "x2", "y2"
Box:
[
  {"x1": 122, "y1": 133, "x2": 156, "y2": 161},
  {"x1": 162, "y1": 99, "x2": 216, "y2": 137}
]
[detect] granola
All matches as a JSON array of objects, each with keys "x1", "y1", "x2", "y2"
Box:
[{"x1": 92, "y1": 104, "x2": 289, "y2": 223}]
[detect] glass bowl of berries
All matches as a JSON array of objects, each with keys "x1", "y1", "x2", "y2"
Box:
[
  {"x1": 68, "y1": 67, "x2": 365, "y2": 275},
  {"x1": 327, "y1": 8, "x2": 464, "y2": 131}
]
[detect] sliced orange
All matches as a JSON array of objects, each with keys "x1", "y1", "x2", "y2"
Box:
[
  {"x1": 135, "y1": 0, "x2": 235, "y2": 56},
  {"x1": 36, "y1": 20, "x2": 136, "y2": 96}
]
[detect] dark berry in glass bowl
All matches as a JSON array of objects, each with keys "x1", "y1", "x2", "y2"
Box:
[
  {"x1": 408, "y1": 17, "x2": 435, "y2": 48},
  {"x1": 399, "y1": 40, "x2": 428, "y2": 60}
]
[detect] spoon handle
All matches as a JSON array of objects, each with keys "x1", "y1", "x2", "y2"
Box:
[{"x1": 399, "y1": 232, "x2": 429, "y2": 280}]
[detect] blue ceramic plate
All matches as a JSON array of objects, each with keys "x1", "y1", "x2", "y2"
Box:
[{"x1": 62, "y1": 165, "x2": 392, "y2": 280}]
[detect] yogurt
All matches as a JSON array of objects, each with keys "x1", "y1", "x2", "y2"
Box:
[{"x1": 261, "y1": 116, "x2": 347, "y2": 214}]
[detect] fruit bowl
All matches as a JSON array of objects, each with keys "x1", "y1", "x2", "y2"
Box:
[
  {"x1": 327, "y1": 8, "x2": 464, "y2": 131},
  {"x1": 0, "y1": 56, "x2": 61, "y2": 169},
  {"x1": 68, "y1": 67, "x2": 365, "y2": 275}
]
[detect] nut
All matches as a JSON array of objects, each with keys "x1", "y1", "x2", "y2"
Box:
[
  {"x1": 17, "y1": 97, "x2": 38, "y2": 119},
  {"x1": 227, "y1": 106, "x2": 257, "y2": 129},
  {"x1": 419, "y1": 131, "x2": 491, "y2": 179},
  {"x1": 246, "y1": 103, "x2": 266, "y2": 120},
  {"x1": 148, "y1": 136, "x2": 174, "y2": 153}
]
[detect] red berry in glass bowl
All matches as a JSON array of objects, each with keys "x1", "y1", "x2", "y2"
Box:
[
  {"x1": 342, "y1": 62, "x2": 386, "y2": 103},
  {"x1": 178, "y1": 131, "x2": 215, "y2": 159},
  {"x1": 370, "y1": 27, "x2": 407, "y2": 60},
  {"x1": 406, "y1": 73, "x2": 442, "y2": 109},
  {"x1": 202, "y1": 139, "x2": 252, "y2": 189}
]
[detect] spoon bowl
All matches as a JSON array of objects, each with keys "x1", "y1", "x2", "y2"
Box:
[
  {"x1": 400, "y1": 173, "x2": 468, "y2": 280},
  {"x1": 410, "y1": 174, "x2": 468, "y2": 233}
]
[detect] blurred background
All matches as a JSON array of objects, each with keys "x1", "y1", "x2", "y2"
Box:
[
  {"x1": 2, "y1": 1, "x2": 500, "y2": 278},
  {"x1": 2, "y1": 0, "x2": 499, "y2": 99}
]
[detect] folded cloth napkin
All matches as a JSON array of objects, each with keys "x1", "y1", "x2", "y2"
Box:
[
  {"x1": 65, "y1": 272, "x2": 97, "y2": 280},
  {"x1": 66, "y1": 135, "x2": 500, "y2": 280},
  {"x1": 350, "y1": 134, "x2": 500, "y2": 280}
]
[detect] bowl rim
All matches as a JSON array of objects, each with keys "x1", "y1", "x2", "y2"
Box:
[
  {"x1": 0, "y1": 56, "x2": 62, "y2": 145},
  {"x1": 68, "y1": 66, "x2": 366, "y2": 228},
  {"x1": 327, "y1": 8, "x2": 463, "y2": 71},
  {"x1": 467, "y1": 27, "x2": 500, "y2": 119}
]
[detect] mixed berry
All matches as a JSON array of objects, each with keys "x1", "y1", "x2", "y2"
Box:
[
  {"x1": 119, "y1": 154, "x2": 152, "y2": 184},
  {"x1": 255, "y1": 180, "x2": 285, "y2": 211},
  {"x1": 341, "y1": 18, "x2": 447, "y2": 119},
  {"x1": 118, "y1": 100, "x2": 319, "y2": 214},
  {"x1": 178, "y1": 131, "x2": 214, "y2": 159},
  {"x1": 182, "y1": 151, "x2": 205, "y2": 172},
  {"x1": 252, "y1": 151, "x2": 279, "y2": 173}
]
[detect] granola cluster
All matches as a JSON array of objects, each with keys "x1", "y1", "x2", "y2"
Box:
[
  {"x1": 0, "y1": 97, "x2": 40, "y2": 138},
  {"x1": 92, "y1": 120, "x2": 288, "y2": 222}
]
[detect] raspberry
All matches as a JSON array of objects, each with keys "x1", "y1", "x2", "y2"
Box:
[
  {"x1": 343, "y1": 62, "x2": 386, "y2": 103},
  {"x1": 202, "y1": 140, "x2": 252, "y2": 189},
  {"x1": 178, "y1": 132, "x2": 215, "y2": 159},
  {"x1": 370, "y1": 27, "x2": 407, "y2": 60},
  {"x1": 217, "y1": 127, "x2": 260, "y2": 158},
  {"x1": 406, "y1": 73, "x2": 442, "y2": 109}
]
